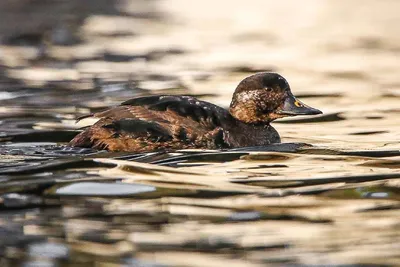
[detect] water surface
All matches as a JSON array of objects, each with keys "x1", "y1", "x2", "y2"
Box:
[{"x1": 0, "y1": 0, "x2": 399, "y2": 266}]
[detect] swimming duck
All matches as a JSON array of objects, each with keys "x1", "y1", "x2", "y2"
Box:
[{"x1": 69, "y1": 72, "x2": 322, "y2": 152}]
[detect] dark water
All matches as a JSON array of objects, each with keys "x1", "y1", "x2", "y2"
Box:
[{"x1": 0, "y1": 0, "x2": 400, "y2": 266}]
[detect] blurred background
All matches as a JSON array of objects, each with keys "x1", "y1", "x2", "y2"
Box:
[
  {"x1": 1, "y1": 0, "x2": 399, "y2": 98},
  {"x1": 0, "y1": 1, "x2": 399, "y2": 266}
]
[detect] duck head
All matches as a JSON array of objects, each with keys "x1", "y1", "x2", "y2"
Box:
[{"x1": 229, "y1": 72, "x2": 322, "y2": 124}]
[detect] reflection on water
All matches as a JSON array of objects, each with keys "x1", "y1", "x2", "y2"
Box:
[
  {"x1": 0, "y1": 0, "x2": 399, "y2": 266},
  {"x1": 51, "y1": 182, "x2": 157, "y2": 197}
]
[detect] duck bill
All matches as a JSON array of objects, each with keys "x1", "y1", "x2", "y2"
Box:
[{"x1": 277, "y1": 93, "x2": 322, "y2": 116}]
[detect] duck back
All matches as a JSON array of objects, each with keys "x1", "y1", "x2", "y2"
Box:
[{"x1": 69, "y1": 95, "x2": 234, "y2": 152}]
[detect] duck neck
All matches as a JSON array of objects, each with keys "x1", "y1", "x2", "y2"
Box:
[{"x1": 223, "y1": 116, "x2": 280, "y2": 147}]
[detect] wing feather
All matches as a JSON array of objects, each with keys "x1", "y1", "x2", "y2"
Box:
[{"x1": 70, "y1": 95, "x2": 232, "y2": 151}]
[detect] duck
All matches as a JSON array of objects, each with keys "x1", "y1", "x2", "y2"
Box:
[{"x1": 69, "y1": 72, "x2": 322, "y2": 152}]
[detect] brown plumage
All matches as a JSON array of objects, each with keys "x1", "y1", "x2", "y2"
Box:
[{"x1": 69, "y1": 73, "x2": 322, "y2": 152}]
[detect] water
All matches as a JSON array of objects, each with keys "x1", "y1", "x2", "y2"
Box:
[{"x1": 0, "y1": 0, "x2": 399, "y2": 266}]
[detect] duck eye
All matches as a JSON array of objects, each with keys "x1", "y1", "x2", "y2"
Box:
[{"x1": 265, "y1": 87, "x2": 273, "y2": 92}]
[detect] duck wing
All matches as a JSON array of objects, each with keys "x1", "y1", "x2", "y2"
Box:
[{"x1": 69, "y1": 95, "x2": 232, "y2": 151}]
